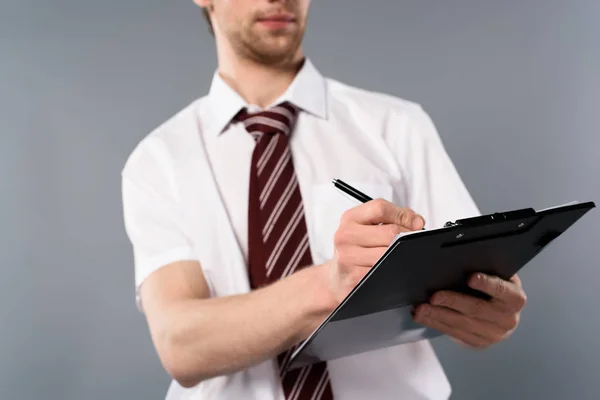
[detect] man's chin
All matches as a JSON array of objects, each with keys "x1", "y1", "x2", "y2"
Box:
[
  {"x1": 249, "y1": 50, "x2": 299, "y2": 66},
  {"x1": 246, "y1": 42, "x2": 301, "y2": 64}
]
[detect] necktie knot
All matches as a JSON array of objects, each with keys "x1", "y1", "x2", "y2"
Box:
[{"x1": 234, "y1": 101, "x2": 298, "y2": 140}]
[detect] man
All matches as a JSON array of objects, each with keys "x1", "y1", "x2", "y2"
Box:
[{"x1": 121, "y1": 0, "x2": 527, "y2": 399}]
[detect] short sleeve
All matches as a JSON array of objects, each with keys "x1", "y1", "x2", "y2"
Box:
[
  {"x1": 396, "y1": 104, "x2": 481, "y2": 229},
  {"x1": 121, "y1": 141, "x2": 198, "y2": 310}
]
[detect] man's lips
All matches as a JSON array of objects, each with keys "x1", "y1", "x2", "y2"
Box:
[
  {"x1": 257, "y1": 13, "x2": 296, "y2": 22},
  {"x1": 256, "y1": 13, "x2": 296, "y2": 28}
]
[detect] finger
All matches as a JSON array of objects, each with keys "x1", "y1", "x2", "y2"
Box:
[
  {"x1": 336, "y1": 246, "x2": 389, "y2": 268},
  {"x1": 510, "y1": 273, "x2": 523, "y2": 287},
  {"x1": 343, "y1": 199, "x2": 425, "y2": 230},
  {"x1": 451, "y1": 337, "x2": 479, "y2": 349},
  {"x1": 414, "y1": 304, "x2": 506, "y2": 343},
  {"x1": 468, "y1": 273, "x2": 527, "y2": 311},
  {"x1": 337, "y1": 223, "x2": 412, "y2": 248},
  {"x1": 413, "y1": 306, "x2": 491, "y2": 349},
  {"x1": 430, "y1": 290, "x2": 519, "y2": 331}
]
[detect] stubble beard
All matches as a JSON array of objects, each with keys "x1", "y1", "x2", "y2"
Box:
[{"x1": 229, "y1": 24, "x2": 305, "y2": 67}]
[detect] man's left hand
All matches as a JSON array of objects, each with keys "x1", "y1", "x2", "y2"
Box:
[{"x1": 413, "y1": 273, "x2": 527, "y2": 349}]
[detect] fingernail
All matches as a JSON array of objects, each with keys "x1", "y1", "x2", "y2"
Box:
[
  {"x1": 421, "y1": 304, "x2": 431, "y2": 317},
  {"x1": 433, "y1": 293, "x2": 445, "y2": 306},
  {"x1": 412, "y1": 216, "x2": 424, "y2": 230},
  {"x1": 471, "y1": 273, "x2": 484, "y2": 287}
]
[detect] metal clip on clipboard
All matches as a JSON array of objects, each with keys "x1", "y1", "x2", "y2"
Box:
[{"x1": 444, "y1": 207, "x2": 537, "y2": 228}]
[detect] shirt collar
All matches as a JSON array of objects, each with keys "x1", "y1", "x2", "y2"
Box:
[{"x1": 205, "y1": 58, "x2": 328, "y2": 136}]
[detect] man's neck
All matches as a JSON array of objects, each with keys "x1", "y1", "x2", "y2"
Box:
[{"x1": 217, "y1": 51, "x2": 304, "y2": 109}]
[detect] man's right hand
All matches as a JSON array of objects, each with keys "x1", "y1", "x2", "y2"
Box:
[
  {"x1": 324, "y1": 198, "x2": 425, "y2": 304},
  {"x1": 137, "y1": 197, "x2": 424, "y2": 387}
]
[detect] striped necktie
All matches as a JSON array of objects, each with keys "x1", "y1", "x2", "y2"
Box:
[{"x1": 234, "y1": 102, "x2": 334, "y2": 400}]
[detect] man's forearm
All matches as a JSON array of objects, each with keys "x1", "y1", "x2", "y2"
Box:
[{"x1": 158, "y1": 263, "x2": 336, "y2": 387}]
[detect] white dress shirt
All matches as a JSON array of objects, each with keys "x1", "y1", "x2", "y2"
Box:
[{"x1": 121, "y1": 58, "x2": 480, "y2": 400}]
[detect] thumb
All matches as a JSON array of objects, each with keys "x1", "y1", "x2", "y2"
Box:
[{"x1": 394, "y1": 207, "x2": 425, "y2": 230}]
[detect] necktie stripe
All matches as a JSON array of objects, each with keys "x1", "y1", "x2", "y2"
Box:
[
  {"x1": 263, "y1": 178, "x2": 298, "y2": 239},
  {"x1": 247, "y1": 111, "x2": 290, "y2": 126},
  {"x1": 259, "y1": 142, "x2": 289, "y2": 194},
  {"x1": 260, "y1": 169, "x2": 295, "y2": 226},
  {"x1": 246, "y1": 122, "x2": 289, "y2": 136},
  {"x1": 259, "y1": 110, "x2": 292, "y2": 126},
  {"x1": 295, "y1": 365, "x2": 328, "y2": 400},
  {"x1": 269, "y1": 107, "x2": 295, "y2": 125},
  {"x1": 266, "y1": 203, "x2": 304, "y2": 276},
  {"x1": 244, "y1": 116, "x2": 290, "y2": 134},
  {"x1": 235, "y1": 101, "x2": 334, "y2": 400},
  {"x1": 279, "y1": 345, "x2": 299, "y2": 376},
  {"x1": 288, "y1": 366, "x2": 313, "y2": 400},
  {"x1": 311, "y1": 371, "x2": 330, "y2": 400},
  {"x1": 279, "y1": 102, "x2": 297, "y2": 114},
  {"x1": 257, "y1": 134, "x2": 280, "y2": 173},
  {"x1": 260, "y1": 148, "x2": 291, "y2": 207},
  {"x1": 280, "y1": 233, "x2": 310, "y2": 278}
]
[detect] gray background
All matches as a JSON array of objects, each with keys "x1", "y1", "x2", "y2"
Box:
[{"x1": 2, "y1": 1, "x2": 599, "y2": 399}]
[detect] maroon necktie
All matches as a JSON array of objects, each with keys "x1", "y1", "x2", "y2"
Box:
[{"x1": 234, "y1": 102, "x2": 334, "y2": 400}]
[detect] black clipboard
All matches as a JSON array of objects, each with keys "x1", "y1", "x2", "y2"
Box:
[{"x1": 286, "y1": 201, "x2": 596, "y2": 371}]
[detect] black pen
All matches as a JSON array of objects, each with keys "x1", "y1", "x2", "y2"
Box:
[
  {"x1": 332, "y1": 178, "x2": 427, "y2": 230},
  {"x1": 332, "y1": 178, "x2": 373, "y2": 203}
]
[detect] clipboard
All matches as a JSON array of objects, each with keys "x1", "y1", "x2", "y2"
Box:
[{"x1": 286, "y1": 200, "x2": 596, "y2": 371}]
